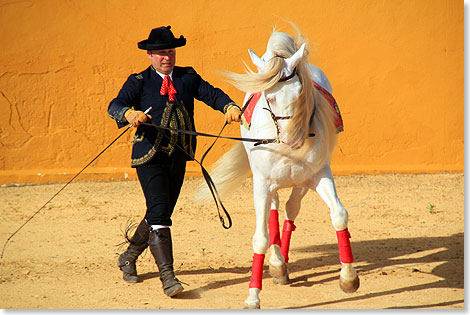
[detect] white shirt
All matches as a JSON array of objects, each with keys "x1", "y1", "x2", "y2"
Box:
[{"x1": 154, "y1": 68, "x2": 173, "y2": 81}]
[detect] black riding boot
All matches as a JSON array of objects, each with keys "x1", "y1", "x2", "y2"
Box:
[
  {"x1": 117, "y1": 219, "x2": 150, "y2": 283},
  {"x1": 149, "y1": 228, "x2": 184, "y2": 297}
]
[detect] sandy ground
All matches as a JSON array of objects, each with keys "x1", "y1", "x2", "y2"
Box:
[{"x1": 0, "y1": 173, "x2": 464, "y2": 309}]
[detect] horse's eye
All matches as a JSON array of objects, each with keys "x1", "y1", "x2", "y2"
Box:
[{"x1": 266, "y1": 96, "x2": 276, "y2": 104}]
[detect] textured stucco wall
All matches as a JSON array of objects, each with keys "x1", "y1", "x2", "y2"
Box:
[{"x1": 0, "y1": 0, "x2": 464, "y2": 184}]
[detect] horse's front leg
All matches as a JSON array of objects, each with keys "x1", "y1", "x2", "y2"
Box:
[
  {"x1": 312, "y1": 165, "x2": 360, "y2": 293},
  {"x1": 244, "y1": 176, "x2": 273, "y2": 309}
]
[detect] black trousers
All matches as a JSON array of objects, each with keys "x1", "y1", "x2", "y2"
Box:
[{"x1": 136, "y1": 151, "x2": 187, "y2": 226}]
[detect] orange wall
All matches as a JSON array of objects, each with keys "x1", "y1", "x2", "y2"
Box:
[{"x1": 0, "y1": 0, "x2": 463, "y2": 185}]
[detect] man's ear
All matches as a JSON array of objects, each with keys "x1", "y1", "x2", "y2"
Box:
[{"x1": 147, "y1": 50, "x2": 153, "y2": 59}]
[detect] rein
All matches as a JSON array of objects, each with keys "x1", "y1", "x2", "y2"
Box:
[{"x1": 139, "y1": 122, "x2": 280, "y2": 146}]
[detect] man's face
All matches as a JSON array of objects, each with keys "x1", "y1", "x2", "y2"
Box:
[{"x1": 147, "y1": 49, "x2": 176, "y2": 74}]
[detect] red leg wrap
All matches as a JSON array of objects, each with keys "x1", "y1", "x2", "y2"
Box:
[
  {"x1": 268, "y1": 209, "x2": 281, "y2": 247},
  {"x1": 280, "y1": 220, "x2": 296, "y2": 263},
  {"x1": 249, "y1": 253, "x2": 265, "y2": 289},
  {"x1": 336, "y1": 228, "x2": 354, "y2": 263}
]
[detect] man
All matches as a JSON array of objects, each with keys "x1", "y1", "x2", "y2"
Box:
[{"x1": 107, "y1": 26, "x2": 241, "y2": 297}]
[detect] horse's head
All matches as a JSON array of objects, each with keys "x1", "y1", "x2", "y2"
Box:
[
  {"x1": 222, "y1": 29, "x2": 317, "y2": 149},
  {"x1": 248, "y1": 43, "x2": 310, "y2": 149}
]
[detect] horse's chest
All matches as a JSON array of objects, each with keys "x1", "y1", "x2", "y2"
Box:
[{"x1": 253, "y1": 155, "x2": 311, "y2": 188}]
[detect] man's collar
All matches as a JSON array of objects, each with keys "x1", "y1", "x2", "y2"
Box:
[{"x1": 152, "y1": 65, "x2": 173, "y2": 80}]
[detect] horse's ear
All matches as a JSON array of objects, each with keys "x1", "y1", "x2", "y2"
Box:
[
  {"x1": 285, "y1": 43, "x2": 306, "y2": 73},
  {"x1": 248, "y1": 49, "x2": 267, "y2": 72}
]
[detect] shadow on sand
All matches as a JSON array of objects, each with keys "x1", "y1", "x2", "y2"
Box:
[{"x1": 139, "y1": 233, "x2": 464, "y2": 308}]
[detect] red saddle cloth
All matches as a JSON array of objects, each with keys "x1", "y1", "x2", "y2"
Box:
[
  {"x1": 312, "y1": 82, "x2": 344, "y2": 133},
  {"x1": 241, "y1": 82, "x2": 344, "y2": 133},
  {"x1": 241, "y1": 92, "x2": 262, "y2": 129}
]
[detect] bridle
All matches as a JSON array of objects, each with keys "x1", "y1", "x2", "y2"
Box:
[
  {"x1": 261, "y1": 70, "x2": 316, "y2": 142},
  {"x1": 263, "y1": 99, "x2": 291, "y2": 141}
]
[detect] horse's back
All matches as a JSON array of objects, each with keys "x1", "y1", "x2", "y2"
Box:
[{"x1": 306, "y1": 64, "x2": 332, "y2": 94}]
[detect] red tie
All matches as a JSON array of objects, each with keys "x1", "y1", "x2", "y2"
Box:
[{"x1": 160, "y1": 75, "x2": 177, "y2": 102}]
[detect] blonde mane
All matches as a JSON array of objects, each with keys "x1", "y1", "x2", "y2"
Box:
[{"x1": 223, "y1": 24, "x2": 337, "y2": 151}]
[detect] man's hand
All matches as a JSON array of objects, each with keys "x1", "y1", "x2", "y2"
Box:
[
  {"x1": 124, "y1": 109, "x2": 152, "y2": 127},
  {"x1": 225, "y1": 105, "x2": 241, "y2": 124}
]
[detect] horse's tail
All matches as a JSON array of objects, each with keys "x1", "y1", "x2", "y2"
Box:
[{"x1": 194, "y1": 142, "x2": 251, "y2": 202}]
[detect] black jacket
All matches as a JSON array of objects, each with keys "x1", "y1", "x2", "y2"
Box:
[{"x1": 108, "y1": 65, "x2": 235, "y2": 167}]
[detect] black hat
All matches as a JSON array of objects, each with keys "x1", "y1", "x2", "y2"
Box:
[{"x1": 138, "y1": 26, "x2": 186, "y2": 50}]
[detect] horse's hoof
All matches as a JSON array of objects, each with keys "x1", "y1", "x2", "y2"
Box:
[
  {"x1": 273, "y1": 274, "x2": 290, "y2": 285},
  {"x1": 245, "y1": 288, "x2": 260, "y2": 309},
  {"x1": 339, "y1": 275, "x2": 360, "y2": 293},
  {"x1": 269, "y1": 263, "x2": 290, "y2": 285},
  {"x1": 244, "y1": 302, "x2": 260, "y2": 309}
]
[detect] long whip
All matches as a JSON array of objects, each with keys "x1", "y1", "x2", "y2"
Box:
[{"x1": 0, "y1": 107, "x2": 152, "y2": 259}]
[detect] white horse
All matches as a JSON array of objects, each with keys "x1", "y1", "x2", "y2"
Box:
[{"x1": 198, "y1": 26, "x2": 359, "y2": 309}]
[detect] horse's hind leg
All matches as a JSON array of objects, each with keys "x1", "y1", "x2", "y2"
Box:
[
  {"x1": 267, "y1": 193, "x2": 286, "y2": 284},
  {"x1": 312, "y1": 165, "x2": 359, "y2": 293},
  {"x1": 282, "y1": 187, "x2": 308, "y2": 262},
  {"x1": 268, "y1": 187, "x2": 308, "y2": 284},
  {"x1": 268, "y1": 193, "x2": 281, "y2": 250}
]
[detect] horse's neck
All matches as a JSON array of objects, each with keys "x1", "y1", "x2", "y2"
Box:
[{"x1": 306, "y1": 63, "x2": 332, "y2": 94}]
